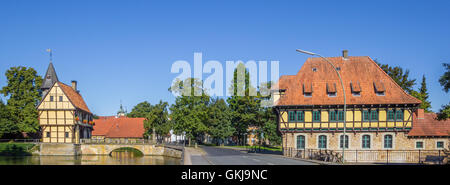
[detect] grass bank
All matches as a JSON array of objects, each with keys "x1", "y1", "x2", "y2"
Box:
[{"x1": 0, "y1": 143, "x2": 35, "y2": 156}]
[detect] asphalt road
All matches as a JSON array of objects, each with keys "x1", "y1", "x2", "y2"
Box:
[{"x1": 194, "y1": 146, "x2": 317, "y2": 165}]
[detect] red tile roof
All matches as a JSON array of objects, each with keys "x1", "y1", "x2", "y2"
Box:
[
  {"x1": 273, "y1": 56, "x2": 421, "y2": 106},
  {"x1": 409, "y1": 112, "x2": 450, "y2": 137},
  {"x1": 58, "y1": 82, "x2": 91, "y2": 113},
  {"x1": 92, "y1": 117, "x2": 145, "y2": 138}
]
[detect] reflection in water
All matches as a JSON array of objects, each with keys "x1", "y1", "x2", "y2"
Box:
[{"x1": 0, "y1": 155, "x2": 180, "y2": 165}]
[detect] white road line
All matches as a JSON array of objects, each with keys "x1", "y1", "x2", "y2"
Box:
[
  {"x1": 267, "y1": 163, "x2": 274, "y2": 165},
  {"x1": 252, "y1": 158, "x2": 261, "y2": 162}
]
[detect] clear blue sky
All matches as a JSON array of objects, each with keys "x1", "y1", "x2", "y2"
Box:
[{"x1": 0, "y1": 0, "x2": 449, "y2": 115}]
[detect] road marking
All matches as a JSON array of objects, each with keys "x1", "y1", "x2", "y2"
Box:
[
  {"x1": 252, "y1": 158, "x2": 261, "y2": 162},
  {"x1": 267, "y1": 163, "x2": 274, "y2": 165}
]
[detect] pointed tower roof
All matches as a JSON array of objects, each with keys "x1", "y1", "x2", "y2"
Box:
[{"x1": 41, "y1": 62, "x2": 59, "y2": 89}]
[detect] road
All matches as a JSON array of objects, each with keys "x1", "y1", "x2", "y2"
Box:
[{"x1": 190, "y1": 146, "x2": 317, "y2": 165}]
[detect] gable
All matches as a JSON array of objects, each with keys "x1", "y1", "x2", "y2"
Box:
[{"x1": 38, "y1": 83, "x2": 75, "y2": 110}]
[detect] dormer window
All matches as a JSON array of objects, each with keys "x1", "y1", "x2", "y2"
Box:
[
  {"x1": 326, "y1": 82, "x2": 337, "y2": 97},
  {"x1": 373, "y1": 81, "x2": 385, "y2": 96},
  {"x1": 303, "y1": 83, "x2": 313, "y2": 97},
  {"x1": 351, "y1": 81, "x2": 362, "y2": 97},
  {"x1": 312, "y1": 68, "x2": 317, "y2": 72}
]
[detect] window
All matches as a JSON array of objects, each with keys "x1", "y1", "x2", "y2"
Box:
[
  {"x1": 46, "y1": 132, "x2": 50, "y2": 138},
  {"x1": 387, "y1": 110, "x2": 395, "y2": 121},
  {"x1": 362, "y1": 135, "x2": 371, "y2": 149},
  {"x1": 59, "y1": 96, "x2": 63, "y2": 102},
  {"x1": 416, "y1": 141, "x2": 424, "y2": 149},
  {"x1": 388, "y1": 110, "x2": 403, "y2": 121},
  {"x1": 437, "y1": 141, "x2": 444, "y2": 149},
  {"x1": 329, "y1": 111, "x2": 337, "y2": 121},
  {"x1": 313, "y1": 111, "x2": 321, "y2": 122},
  {"x1": 304, "y1": 93, "x2": 312, "y2": 97},
  {"x1": 50, "y1": 96, "x2": 54, "y2": 102},
  {"x1": 330, "y1": 110, "x2": 344, "y2": 122},
  {"x1": 297, "y1": 111, "x2": 304, "y2": 122},
  {"x1": 65, "y1": 132, "x2": 69, "y2": 138},
  {"x1": 340, "y1": 135, "x2": 349, "y2": 149},
  {"x1": 363, "y1": 111, "x2": 370, "y2": 121},
  {"x1": 318, "y1": 135, "x2": 327, "y2": 149},
  {"x1": 384, "y1": 135, "x2": 393, "y2": 149},
  {"x1": 370, "y1": 110, "x2": 378, "y2": 121},
  {"x1": 363, "y1": 110, "x2": 378, "y2": 121},
  {"x1": 376, "y1": 92, "x2": 385, "y2": 96},
  {"x1": 352, "y1": 92, "x2": 361, "y2": 96},
  {"x1": 297, "y1": 135, "x2": 305, "y2": 149},
  {"x1": 395, "y1": 110, "x2": 403, "y2": 121},
  {"x1": 327, "y1": 92, "x2": 337, "y2": 97},
  {"x1": 338, "y1": 111, "x2": 344, "y2": 121},
  {"x1": 288, "y1": 111, "x2": 296, "y2": 122}
]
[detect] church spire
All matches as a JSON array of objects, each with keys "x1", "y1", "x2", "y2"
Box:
[{"x1": 41, "y1": 49, "x2": 59, "y2": 96}]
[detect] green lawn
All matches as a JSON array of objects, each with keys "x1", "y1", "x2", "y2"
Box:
[{"x1": 0, "y1": 143, "x2": 35, "y2": 156}]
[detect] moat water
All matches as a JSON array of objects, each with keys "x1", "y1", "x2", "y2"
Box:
[{"x1": 0, "y1": 150, "x2": 181, "y2": 165}]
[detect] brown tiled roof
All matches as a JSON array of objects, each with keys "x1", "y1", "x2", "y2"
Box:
[
  {"x1": 92, "y1": 117, "x2": 145, "y2": 138},
  {"x1": 409, "y1": 112, "x2": 450, "y2": 137},
  {"x1": 274, "y1": 56, "x2": 421, "y2": 106},
  {"x1": 58, "y1": 82, "x2": 91, "y2": 113}
]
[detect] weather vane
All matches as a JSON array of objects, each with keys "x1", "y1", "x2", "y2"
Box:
[{"x1": 46, "y1": 48, "x2": 52, "y2": 62}]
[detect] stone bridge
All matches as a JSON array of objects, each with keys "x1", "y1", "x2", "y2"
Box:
[{"x1": 80, "y1": 144, "x2": 182, "y2": 158}]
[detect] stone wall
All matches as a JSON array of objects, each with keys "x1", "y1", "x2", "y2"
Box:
[
  {"x1": 80, "y1": 144, "x2": 182, "y2": 158},
  {"x1": 40, "y1": 143, "x2": 80, "y2": 156},
  {"x1": 283, "y1": 132, "x2": 449, "y2": 150}
]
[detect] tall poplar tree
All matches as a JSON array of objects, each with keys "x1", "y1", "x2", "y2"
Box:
[{"x1": 411, "y1": 75, "x2": 432, "y2": 112}]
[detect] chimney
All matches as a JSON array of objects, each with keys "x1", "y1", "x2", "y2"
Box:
[
  {"x1": 342, "y1": 50, "x2": 349, "y2": 59},
  {"x1": 71, "y1": 80, "x2": 77, "y2": 91},
  {"x1": 416, "y1": 109, "x2": 425, "y2": 120}
]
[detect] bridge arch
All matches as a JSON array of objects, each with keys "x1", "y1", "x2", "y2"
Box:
[{"x1": 107, "y1": 146, "x2": 144, "y2": 156}]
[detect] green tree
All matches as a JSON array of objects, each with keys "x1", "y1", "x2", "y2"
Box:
[
  {"x1": 207, "y1": 98, "x2": 234, "y2": 146},
  {"x1": 1, "y1": 67, "x2": 42, "y2": 135},
  {"x1": 437, "y1": 63, "x2": 450, "y2": 120},
  {"x1": 0, "y1": 100, "x2": 19, "y2": 138},
  {"x1": 439, "y1": 63, "x2": 450, "y2": 93},
  {"x1": 410, "y1": 75, "x2": 432, "y2": 112},
  {"x1": 256, "y1": 82, "x2": 281, "y2": 146},
  {"x1": 227, "y1": 63, "x2": 259, "y2": 145},
  {"x1": 375, "y1": 61, "x2": 416, "y2": 94},
  {"x1": 128, "y1": 101, "x2": 153, "y2": 118},
  {"x1": 169, "y1": 78, "x2": 210, "y2": 146},
  {"x1": 144, "y1": 100, "x2": 171, "y2": 142}
]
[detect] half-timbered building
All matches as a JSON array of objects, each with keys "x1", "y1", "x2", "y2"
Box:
[
  {"x1": 37, "y1": 62, "x2": 94, "y2": 143},
  {"x1": 272, "y1": 51, "x2": 449, "y2": 160}
]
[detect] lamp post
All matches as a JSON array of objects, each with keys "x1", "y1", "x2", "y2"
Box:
[{"x1": 296, "y1": 49, "x2": 347, "y2": 163}]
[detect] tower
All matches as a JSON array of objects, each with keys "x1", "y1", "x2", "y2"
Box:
[{"x1": 41, "y1": 49, "x2": 58, "y2": 98}]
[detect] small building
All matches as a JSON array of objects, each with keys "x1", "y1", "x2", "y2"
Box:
[
  {"x1": 37, "y1": 62, "x2": 94, "y2": 143},
  {"x1": 92, "y1": 116, "x2": 145, "y2": 142},
  {"x1": 272, "y1": 51, "x2": 449, "y2": 163}
]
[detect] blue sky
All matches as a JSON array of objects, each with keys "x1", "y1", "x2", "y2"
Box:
[{"x1": 0, "y1": 0, "x2": 449, "y2": 115}]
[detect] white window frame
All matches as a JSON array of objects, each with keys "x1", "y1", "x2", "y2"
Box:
[
  {"x1": 382, "y1": 133, "x2": 395, "y2": 150},
  {"x1": 295, "y1": 133, "x2": 307, "y2": 150},
  {"x1": 338, "y1": 133, "x2": 350, "y2": 149},
  {"x1": 360, "y1": 134, "x2": 373, "y2": 150},
  {"x1": 436, "y1": 140, "x2": 446, "y2": 149},
  {"x1": 316, "y1": 134, "x2": 329, "y2": 149},
  {"x1": 415, "y1": 140, "x2": 424, "y2": 150}
]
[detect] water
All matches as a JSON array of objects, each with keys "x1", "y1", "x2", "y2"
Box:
[{"x1": 0, "y1": 155, "x2": 181, "y2": 165}]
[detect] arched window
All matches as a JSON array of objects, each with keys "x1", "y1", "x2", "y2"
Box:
[
  {"x1": 318, "y1": 135, "x2": 327, "y2": 149},
  {"x1": 297, "y1": 135, "x2": 305, "y2": 149},
  {"x1": 362, "y1": 135, "x2": 371, "y2": 149},
  {"x1": 384, "y1": 135, "x2": 393, "y2": 149},
  {"x1": 340, "y1": 135, "x2": 349, "y2": 149}
]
